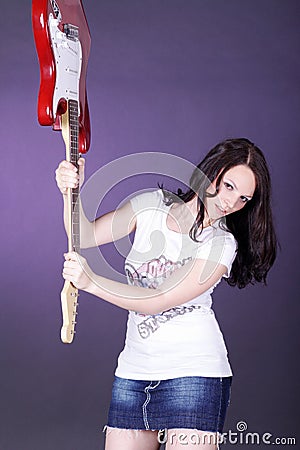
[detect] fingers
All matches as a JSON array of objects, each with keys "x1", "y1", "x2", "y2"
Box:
[
  {"x1": 62, "y1": 252, "x2": 92, "y2": 290},
  {"x1": 64, "y1": 251, "x2": 79, "y2": 261},
  {"x1": 63, "y1": 259, "x2": 78, "y2": 269},
  {"x1": 78, "y1": 157, "x2": 85, "y2": 187},
  {"x1": 62, "y1": 252, "x2": 80, "y2": 278},
  {"x1": 55, "y1": 161, "x2": 78, "y2": 195},
  {"x1": 62, "y1": 264, "x2": 80, "y2": 285},
  {"x1": 55, "y1": 159, "x2": 84, "y2": 194}
]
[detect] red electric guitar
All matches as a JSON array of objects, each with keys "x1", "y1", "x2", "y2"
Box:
[{"x1": 32, "y1": 0, "x2": 91, "y2": 343}]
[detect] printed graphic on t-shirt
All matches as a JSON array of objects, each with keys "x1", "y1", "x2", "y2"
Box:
[
  {"x1": 125, "y1": 254, "x2": 213, "y2": 339},
  {"x1": 125, "y1": 254, "x2": 192, "y2": 289},
  {"x1": 136, "y1": 304, "x2": 212, "y2": 339}
]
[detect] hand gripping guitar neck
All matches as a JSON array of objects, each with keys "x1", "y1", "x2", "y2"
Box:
[{"x1": 32, "y1": 0, "x2": 91, "y2": 343}]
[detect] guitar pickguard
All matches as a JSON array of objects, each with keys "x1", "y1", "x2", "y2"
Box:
[{"x1": 48, "y1": 13, "x2": 82, "y2": 119}]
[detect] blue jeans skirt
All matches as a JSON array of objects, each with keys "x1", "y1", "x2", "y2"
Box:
[{"x1": 107, "y1": 375, "x2": 232, "y2": 433}]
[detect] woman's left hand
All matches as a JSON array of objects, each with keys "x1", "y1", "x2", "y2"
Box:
[{"x1": 63, "y1": 251, "x2": 94, "y2": 291}]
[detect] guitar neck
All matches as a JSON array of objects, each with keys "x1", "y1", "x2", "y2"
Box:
[{"x1": 62, "y1": 100, "x2": 80, "y2": 254}]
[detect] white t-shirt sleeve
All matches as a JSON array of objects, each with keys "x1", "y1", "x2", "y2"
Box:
[
  {"x1": 196, "y1": 232, "x2": 237, "y2": 278},
  {"x1": 129, "y1": 190, "x2": 163, "y2": 215}
]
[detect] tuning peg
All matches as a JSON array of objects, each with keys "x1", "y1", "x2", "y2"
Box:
[{"x1": 71, "y1": 292, "x2": 80, "y2": 297}]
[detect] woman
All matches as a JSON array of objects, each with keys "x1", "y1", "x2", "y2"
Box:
[{"x1": 56, "y1": 138, "x2": 277, "y2": 449}]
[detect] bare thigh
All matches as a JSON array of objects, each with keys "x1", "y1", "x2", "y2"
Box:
[
  {"x1": 104, "y1": 426, "x2": 161, "y2": 450},
  {"x1": 165, "y1": 428, "x2": 220, "y2": 450}
]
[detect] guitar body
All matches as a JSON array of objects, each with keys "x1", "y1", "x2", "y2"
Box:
[
  {"x1": 32, "y1": 0, "x2": 91, "y2": 154},
  {"x1": 32, "y1": 0, "x2": 91, "y2": 343}
]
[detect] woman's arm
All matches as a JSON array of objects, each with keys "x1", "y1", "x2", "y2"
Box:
[
  {"x1": 79, "y1": 199, "x2": 136, "y2": 248},
  {"x1": 56, "y1": 159, "x2": 137, "y2": 248},
  {"x1": 63, "y1": 252, "x2": 227, "y2": 315}
]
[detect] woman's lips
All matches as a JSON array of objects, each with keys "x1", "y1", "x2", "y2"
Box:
[{"x1": 215, "y1": 204, "x2": 227, "y2": 215}]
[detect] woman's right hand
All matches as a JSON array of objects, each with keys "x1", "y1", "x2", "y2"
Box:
[{"x1": 55, "y1": 157, "x2": 85, "y2": 195}]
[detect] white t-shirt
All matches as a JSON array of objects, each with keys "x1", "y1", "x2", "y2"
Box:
[{"x1": 115, "y1": 189, "x2": 237, "y2": 380}]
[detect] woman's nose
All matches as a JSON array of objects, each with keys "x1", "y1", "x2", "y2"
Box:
[{"x1": 223, "y1": 194, "x2": 237, "y2": 209}]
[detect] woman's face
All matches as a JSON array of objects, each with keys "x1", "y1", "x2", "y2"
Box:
[{"x1": 206, "y1": 164, "x2": 256, "y2": 220}]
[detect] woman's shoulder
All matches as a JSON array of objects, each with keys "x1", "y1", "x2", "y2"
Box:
[
  {"x1": 198, "y1": 221, "x2": 237, "y2": 251},
  {"x1": 195, "y1": 222, "x2": 238, "y2": 273}
]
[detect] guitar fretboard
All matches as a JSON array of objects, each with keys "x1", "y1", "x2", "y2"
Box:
[{"x1": 68, "y1": 99, "x2": 80, "y2": 253}]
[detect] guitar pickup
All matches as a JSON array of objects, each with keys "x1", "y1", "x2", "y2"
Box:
[{"x1": 64, "y1": 24, "x2": 79, "y2": 42}]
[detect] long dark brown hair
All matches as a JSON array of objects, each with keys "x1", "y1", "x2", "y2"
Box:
[{"x1": 159, "y1": 138, "x2": 278, "y2": 288}]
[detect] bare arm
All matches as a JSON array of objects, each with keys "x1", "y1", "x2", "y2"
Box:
[
  {"x1": 63, "y1": 252, "x2": 227, "y2": 315},
  {"x1": 81, "y1": 200, "x2": 137, "y2": 248},
  {"x1": 55, "y1": 159, "x2": 137, "y2": 248},
  {"x1": 59, "y1": 158, "x2": 228, "y2": 314}
]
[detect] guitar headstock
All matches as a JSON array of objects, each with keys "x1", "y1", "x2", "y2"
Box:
[
  {"x1": 32, "y1": 0, "x2": 91, "y2": 153},
  {"x1": 60, "y1": 280, "x2": 79, "y2": 343}
]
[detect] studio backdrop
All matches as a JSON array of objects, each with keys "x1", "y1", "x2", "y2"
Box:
[{"x1": 1, "y1": 1, "x2": 299, "y2": 449}]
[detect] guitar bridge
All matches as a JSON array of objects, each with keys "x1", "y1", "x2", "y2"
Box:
[{"x1": 64, "y1": 24, "x2": 79, "y2": 42}]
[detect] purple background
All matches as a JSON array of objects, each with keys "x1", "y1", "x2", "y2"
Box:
[{"x1": 1, "y1": 0, "x2": 299, "y2": 449}]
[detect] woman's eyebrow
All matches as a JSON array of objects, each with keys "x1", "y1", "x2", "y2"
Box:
[{"x1": 225, "y1": 178, "x2": 253, "y2": 198}]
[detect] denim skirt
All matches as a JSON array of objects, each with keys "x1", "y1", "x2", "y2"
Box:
[{"x1": 107, "y1": 375, "x2": 232, "y2": 433}]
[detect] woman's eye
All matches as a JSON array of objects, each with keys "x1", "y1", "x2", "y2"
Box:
[
  {"x1": 240, "y1": 196, "x2": 249, "y2": 203},
  {"x1": 224, "y1": 182, "x2": 233, "y2": 190}
]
